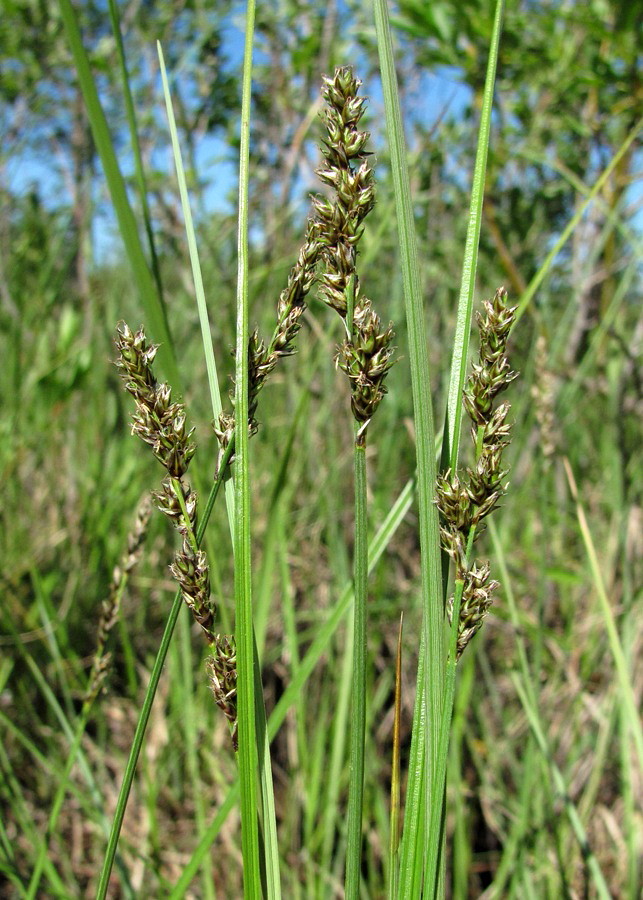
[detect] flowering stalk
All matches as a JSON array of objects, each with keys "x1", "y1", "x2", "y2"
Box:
[
  {"x1": 437, "y1": 287, "x2": 518, "y2": 658},
  {"x1": 85, "y1": 496, "x2": 152, "y2": 704},
  {"x1": 314, "y1": 67, "x2": 396, "y2": 443},
  {"x1": 116, "y1": 323, "x2": 239, "y2": 748},
  {"x1": 116, "y1": 322, "x2": 216, "y2": 642},
  {"x1": 312, "y1": 67, "x2": 396, "y2": 898},
  {"x1": 214, "y1": 219, "x2": 324, "y2": 472}
]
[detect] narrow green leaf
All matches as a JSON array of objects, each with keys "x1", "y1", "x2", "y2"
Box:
[
  {"x1": 512, "y1": 676, "x2": 612, "y2": 900},
  {"x1": 95, "y1": 445, "x2": 234, "y2": 899},
  {"x1": 444, "y1": 0, "x2": 506, "y2": 472},
  {"x1": 373, "y1": 2, "x2": 445, "y2": 895},
  {"x1": 157, "y1": 42, "x2": 237, "y2": 532},
  {"x1": 107, "y1": 0, "x2": 164, "y2": 301},
  {"x1": 563, "y1": 459, "x2": 643, "y2": 770},
  {"x1": 58, "y1": 0, "x2": 179, "y2": 387},
  {"x1": 389, "y1": 612, "x2": 404, "y2": 899},
  {"x1": 344, "y1": 435, "x2": 368, "y2": 899},
  {"x1": 513, "y1": 116, "x2": 643, "y2": 327},
  {"x1": 169, "y1": 477, "x2": 416, "y2": 896},
  {"x1": 234, "y1": 2, "x2": 262, "y2": 895}
]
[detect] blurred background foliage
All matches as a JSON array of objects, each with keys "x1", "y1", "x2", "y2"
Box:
[{"x1": 0, "y1": 0, "x2": 641, "y2": 896}]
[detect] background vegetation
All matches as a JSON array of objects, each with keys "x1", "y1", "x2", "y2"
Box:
[{"x1": 1, "y1": 0, "x2": 641, "y2": 896}]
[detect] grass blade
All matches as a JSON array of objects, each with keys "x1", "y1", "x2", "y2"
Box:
[
  {"x1": 512, "y1": 676, "x2": 612, "y2": 900},
  {"x1": 344, "y1": 431, "x2": 368, "y2": 898},
  {"x1": 513, "y1": 115, "x2": 643, "y2": 327},
  {"x1": 389, "y1": 612, "x2": 404, "y2": 899},
  {"x1": 170, "y1": 477, "x2": 416, "y2": 894},
  {"x1": 373, "y1": 2, "x2": 446, "y2": 893},
  {"x1": 158, "y1": 37, "x2": 280, "y2": 897},
  {"x1": 58, "y1": 0, "x2": 179, "y2": 387},
  {"x1": 444, "y1": 0, "x2": 505, "y2": 470},
  {"x1": 156, "y1": 41, "x2": 237, "y2": 530},
  {"x1": 95, "y1": 446, "x2": 234, "y2": 899},
  {"x1": 107, "y1": 0, "x2": 164, "y2": 301},
  {"x1": 563, "y1": 459, "x2": 643, "y2": 769},
  {"x1": 234, "y1": 2, "x2": 262, "y2": 895}
]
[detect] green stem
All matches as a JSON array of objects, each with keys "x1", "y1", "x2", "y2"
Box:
[
  {"x1": 424, "y1": 581, "x2": 464, "y2": 898},
  {"x1": 388, "y1": 613, "x2": 404, "y2": 899},
  {"x1": 234, "y1": 1, "x2": 261, "y2": 895},
  {"x1": 512, "y1": 677, "x2": 611, "y2": 899},
  {"x1": 172, "y1": 475, "x2": 200, "y2": 555},
  {"x1": 169, "y1": 478, "x2": 416, "y2": 897},
  {"x1": 96, "y1": 443, "x2": 234, "y2": 899},
  {"x1": 345, "y1": 429, "x2": 368, "y2": 899},
  {"x1": 372, "y1": 6, "x2": 446, "y2": 895}
]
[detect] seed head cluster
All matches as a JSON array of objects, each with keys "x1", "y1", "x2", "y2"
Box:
[
  {"x1": 314, "y1": 67, "x2": 396, "y2": 439},
  {"x1": 206, "y1": 636, "x2": 238, "y2": 751},
  {"x1": 214, "y1": 219, "x2": 324, "y2": 472},
  {"x1": 116, "y1": 323, "x2": 241, "y2": 747},
  {"x1": 85, "y1": 495, "x2": 152, "y2": 704},
  {"x1": 437, "y1": 288, "x2": 518, "y2": 659},
  {"x1": 116, "y1": 322, "x2": 215, "y2": 643},
  {"x1": 115, "y1": 68, "x2": 398, "y2": 750}
]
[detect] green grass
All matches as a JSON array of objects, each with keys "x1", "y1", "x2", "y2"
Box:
[{"x1": 1, "y1": 1, "x2": 641, "y2": 897}]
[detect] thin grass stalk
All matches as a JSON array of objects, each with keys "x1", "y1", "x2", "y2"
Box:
[
  {"x1": 487, "y1": 518, "x2": 611, "y2": 897},
  {"x1": 0, "y1": 609, "x2": 133, "y2": 896},
  {"x1": 618, "y1": 591, "x2": 638, "y2": 896},
  {"x1": 449, "y1": 652, "x2": 475, "y2": 896},
  {"x1": 0, "y1": 607, "x2": 103, "y2": 804},
  {"x1": 406, "y1": 1, "x2": 504, "y2": 890},
  {"x1": 389, "y1": 613, "x2": 404, "y2": 899},
  {"x1": 0, "y1": 743, "x2": 68, "y2": 897},
  {"x1": 424, "y1": 573, "x2": 467, "y2": 899},
  {"x1": 107, "y1": 0, "x2": 164, "y2": 302},
  {"x1": 160, "y1": 35, "x2": 279, "y2": 895},
  {"x1": 513, "y1": 115, "x2": 643, "y2": 326},
  {"x1": 96, "y1": 442, "x2": 234, "y2": 899},
  {"x1": 518, "y1": 147, "x2": 642, "y2": 254},
  {"x1": 169, "y1": 477, "x2": 416, "y2": 895},
  {"x1": 177, "y1": 609, "x2": 215, "y2": 899},
  {"x1": 169, "y1": 785, "x2": 241, "y2": 900},
  {"x1": 373, "y1": 4, "x2": 445, "y2": 895},
  {"x1": 58, "y1": 0, "x2": 178, "y2": 387},
  {"x1": 234, "y1": 1, "x2": 262, "y2": 894},
  {"x1": 345, "y1": 428, "x2": 369, "y2": 898},
  {"x1": 445, "y1": 0, "x2": 505, "y2": 470},
  {"x1": 97, "y1": 609, "x2": 174, "y2": 896},
  {"x1": 321, "y1": 607, "x2": 354, "y2": 877},
  {"x1": 25, "y1": 706, "x2": 89, "y2": 899},
  {"x1": 560, "y1": 258, "x2": 637, "y2": 411},
  {"x1": 157, "y1": 42, "x2": 236, "y2": 529},
  {"x1": 396, "y1": 656, "x2": 426, "y2": 898},
  {"x1": 563, "y1": 459, "x2": 643, "y2": 769}
]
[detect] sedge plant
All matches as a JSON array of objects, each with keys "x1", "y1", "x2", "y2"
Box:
[{"x1": 49, "y1": 0, "x2": 528, "y2": 891}]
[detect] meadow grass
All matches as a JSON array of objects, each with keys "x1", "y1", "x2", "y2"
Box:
[{"x1": 1, "y1": 1, "x2": 641, "y2": 898}]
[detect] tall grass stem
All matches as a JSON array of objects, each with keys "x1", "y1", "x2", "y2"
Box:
[
  {"x1": 95, "y1": 443, "x2": 234, "y2": 898},
  {"x1": 234, "y1": 1, "x2": 262, "y2": 894},
  {"x1": 373, "y1": 2, "x2": 446, "y2": 892},
  {"x1": 344, "y1": 432, "x2": 368, "y2": 898},
  {"x1": 444, "y1": 0, "x2": 505, "y2": 471},
  {"x1": 58, "y1": 0, "x2": 179, "y2": 386}
]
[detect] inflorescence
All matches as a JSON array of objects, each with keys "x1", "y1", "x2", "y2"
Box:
[
  {"x1": 85, "y1": 495, "x2": 152, "y2": 704},
  {"x1": 314, "y1": 67, "x2": 396, "y2": 441},
  {"x1": 437, "y1": 288, "x2": 518, "y2": 659},
  {"x1": 113, "y1": 67, "x2": 397, "y2": 749},
  {"x1": 116, "y1": 322, "x2": 216, "y2": 642},
  {"x1": 115, "y1": 323, "x2": 240, "y2": 747}
]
